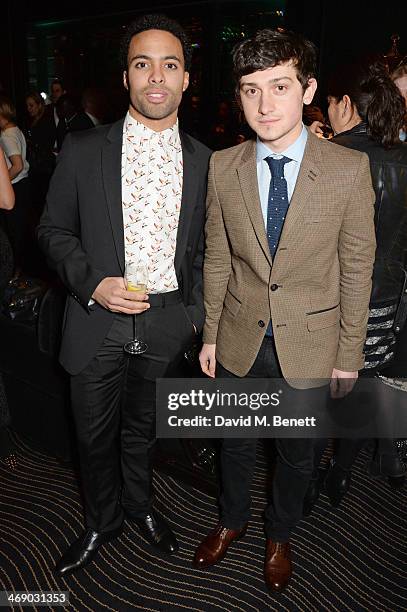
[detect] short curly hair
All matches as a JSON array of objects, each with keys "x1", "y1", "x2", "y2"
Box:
[
  {"x1": 232, "y1": 28, "x2": 317, "y2": 91},
  {"x1": 119, "y1": 14, "x2": 192, "y2": 73}
]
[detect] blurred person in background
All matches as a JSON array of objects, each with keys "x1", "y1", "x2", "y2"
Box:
[
  {"x1": 0, "y1": 95, "x2": 31, "y2": 275},
  {"x1": 391, "y1": 62, "x2": 407, "y2": 141},
  {"x1": 305, "y1": 57, "x2": 407, "y2": 514},
  {"x1": 50, "y1": 79, "x2": 66, "y2": 105},
  {"x1": 55, "y1": 93, "x2": 95, "y2": 151},
  {"x1": 208, "y1": 99, "x2": 239, "y2": 150},
  {"x1": 81, "y1": 87, "x2": 108, "y2": 126},
  {"x1": 49, "y1": 78, "x2": 66, "y2": 127},
  {"x1": 25, "y1": 91, "x2": 56, "y2": 214},
  {"x1": 0, "y1": 149, "x2": 16, "y2": 468}
]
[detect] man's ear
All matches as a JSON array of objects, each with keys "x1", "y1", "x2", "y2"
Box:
[
  {"x1": 123, "y1": 71, "x2": 129, "y2": 91},
  {"x1": 182, "y1": 71, "x2": 190, "y2": 92},
  {"x1": 303, "y1": 77, "x2": 317, "y2": 105},
  {"x1": 342, "y1": 94, "x2": 352, "y2": 117}
]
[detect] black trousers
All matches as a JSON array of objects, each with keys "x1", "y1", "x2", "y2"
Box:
[
  {"x1": 2, "y1": 177, "x2": 31, "y2": 271},
  {"x1": 70, "y1": 291, "x2": 196, "y2": 533},
  {"x1": 312, "y1": 372, "x2": 401, "y2": 474},
  {"x1": 217, "y1": 337, "x2": 315, "y2": 542}
]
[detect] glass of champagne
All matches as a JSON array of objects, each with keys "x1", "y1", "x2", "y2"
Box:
[{"x1": 123, "y1": 261, "x2": 149, "y2": 355}]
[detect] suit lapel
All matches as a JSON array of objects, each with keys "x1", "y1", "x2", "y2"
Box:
[
  {"x1": 102, "y1": 119, "x2": 125, "y2": 273},
  {"x1": 237, "y1": 140, "x2": 273, "y2": 266},
  {"x1": 279, "y1": 131, "x2": 322, "y2": 241},
  {"x1": 174, "y1": 131, "x2": 198, "y2": 272}
]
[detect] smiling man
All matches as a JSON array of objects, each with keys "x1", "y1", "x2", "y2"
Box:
[
  {"x1": 193, "y1": 29, "x2": 376, "y2": 593},
  {"x1": 38, "y1": 14, "x2": 210, "y2": 575}
]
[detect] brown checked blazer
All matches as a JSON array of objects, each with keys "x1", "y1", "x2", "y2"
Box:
[{"x1": 202, "y1": 131, "x2": 376, "y2": 386}]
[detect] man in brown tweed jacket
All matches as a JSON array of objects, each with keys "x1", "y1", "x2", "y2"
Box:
[{"x1": 192, "y1": 29, "x2": 376, "y2": 593}]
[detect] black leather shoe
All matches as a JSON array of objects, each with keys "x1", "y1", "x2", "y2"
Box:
[
  {"x1": 55, "y1": 526, "x2": 122, "y2": 577},
  {"x1": 132, "y1": 512, "x2": 179, "y2": 555},
  {"x1": 368, "y1": 453, "x2": 406, "y2": 489},
  {"x1": 325, "y1": 460, "x2": 351, "y2": 507}
]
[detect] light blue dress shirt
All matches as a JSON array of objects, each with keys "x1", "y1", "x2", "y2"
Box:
[{"x1": 256, "y1": 124, "x2": 308, "y2": 228}]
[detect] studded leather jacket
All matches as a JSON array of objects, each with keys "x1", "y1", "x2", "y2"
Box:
[{"x1": 333, "y1": 123, "x2": 407, "y2": 369}]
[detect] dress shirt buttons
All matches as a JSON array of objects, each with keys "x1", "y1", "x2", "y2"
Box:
[
  {"x1": 271, "y1": 284, "x2": 279, "y2": 291},
  {"x1": 258, "y1": 320, "x2": 265, "y2": 328}
]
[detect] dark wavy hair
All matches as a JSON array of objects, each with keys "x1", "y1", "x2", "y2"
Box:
[
  {"x1": 119, "y1": 14, "x2": 192, "y2": 72},
  {"x1": 327, "y1": 57, "x2": 405, "y2": 148},
  {"x1": 232, "y1": 28, "x2": 317, "y2": 91}
]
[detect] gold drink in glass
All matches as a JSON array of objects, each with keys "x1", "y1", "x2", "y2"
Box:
[{"x1": 123, "y1": 262, "x2": 148, "y2": 355}]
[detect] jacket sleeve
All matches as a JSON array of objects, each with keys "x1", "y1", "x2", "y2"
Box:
[
  {"x1": 37, "y1": 134, "x2": 106, "y2": 309},
  {"x1": 185, "y1": 220, "x2": 205, "y2": 333},
  {"x1": 202, "y1": 152, "x2": 232, "y2": 344},
  {"x1": 335, "y1": 152, "x2": 376, "y2": 371}
]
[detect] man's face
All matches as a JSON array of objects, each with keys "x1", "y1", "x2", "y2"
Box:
[
  {"x1": 51, "y1": 83, "x2": 64, "y2": 103},
  {"x1": 123, "y1": 29, "x2": 189, "y2": 131},
  {"x1": 239, "y1": 61, "x2": 316, "y2": 151}
]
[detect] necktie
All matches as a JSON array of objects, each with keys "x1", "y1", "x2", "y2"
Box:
[
  {"x1": 265, "y1": 156, "x2": 291, "y2": 257},
  {"x1": 265, "y1": 155, "x2": 291, "y2": 336}
]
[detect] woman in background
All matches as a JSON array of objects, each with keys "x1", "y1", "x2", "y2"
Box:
[
  {"x1": 306, "y1": 57, "x2": 407, "y2": 512},
  {"x1": 391, "y1": 62, "x2": 407, "y2": 141},
  {"x1": 0, "y1": 148, "x2": 14, "y2": 211},
  {"x1": 0, "y1": 148, "x2": 16, "y2": 467},
  {"x1": 0, "y1": 95, "x2": 31, "y2": 275}
]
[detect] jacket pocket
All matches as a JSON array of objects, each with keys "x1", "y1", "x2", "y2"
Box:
[
  {"x1": 307, "y1": 304, "x2": 340, "y2": 331},
  {"x1": 223, "y1": 290, "x2": 242, "y2": 317},
  {"x1": 305, "y1": 214, "x2": 341, "y2": 224}
]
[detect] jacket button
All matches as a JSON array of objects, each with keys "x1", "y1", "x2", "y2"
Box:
[
  {"x1": 271, "y1": 284, "x2": 279, "y2": 291},
  {"x1": 258, "y1": 320, "x2": 265, "y2": 328}
]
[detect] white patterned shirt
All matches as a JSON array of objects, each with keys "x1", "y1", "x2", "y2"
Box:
[{"x1": 121, "y1": 113, "x2": 183, "y2": 292}]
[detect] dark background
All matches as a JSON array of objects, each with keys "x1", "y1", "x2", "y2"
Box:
[{"x1": 1, "y1": 0, "x2": 406, "y2": 136}]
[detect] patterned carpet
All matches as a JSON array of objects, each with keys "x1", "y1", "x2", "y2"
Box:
[{"x1": 0, "y1": 434, "x2": 406, "y2": 612}]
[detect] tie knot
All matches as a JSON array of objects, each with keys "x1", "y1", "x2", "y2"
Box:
[{"x1": 265, "y1": 155, "x2": 291, "y2": 176}]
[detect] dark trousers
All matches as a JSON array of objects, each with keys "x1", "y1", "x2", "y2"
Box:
[
  {"x1": 217, "y1": 337, "x2": 314, "y2": 542},
  {"x1": 312, "y1": 373, "x2": 400, "y2": 474},
  {"x1": 1, "y1": 177, "x2": 31, "y2": 271},
  {"x1": 70, "y1": 291, "x2": 196, "y2": 533}
]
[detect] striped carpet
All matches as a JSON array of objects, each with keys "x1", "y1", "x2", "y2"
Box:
[{"x1": 0, "y1": 434, "x2": 406, "y2": 612}]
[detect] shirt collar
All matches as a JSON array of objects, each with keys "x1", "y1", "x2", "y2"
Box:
[
  {"x1": 85, "y1": 111, "x2": 99, "y2": 126},
  {"x1": 124, "y1": 111, "x2": 179, "y2": 146},
  {"x1": 256, "y1": 123, "x2": 308, "y2": 163}
]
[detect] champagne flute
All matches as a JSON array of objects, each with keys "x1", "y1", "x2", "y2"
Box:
[{"x1": 123, "y1": 261, "x2": 148, "y2": 355}]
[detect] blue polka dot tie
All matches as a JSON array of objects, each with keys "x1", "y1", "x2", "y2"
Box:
[
  {"x1": 265, "y1": 156, "x2": 291, "y2": 257},
  {"x1": 265, "y1": 155, "x2": 291, "y2": 336}
]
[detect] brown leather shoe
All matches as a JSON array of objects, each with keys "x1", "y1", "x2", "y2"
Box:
[
  {"x1": 264, "y1": 540, "x2": 292, "y2": 593},
  {"x1": 193, "y1": 523, "x2": 247, "y2": 569}
]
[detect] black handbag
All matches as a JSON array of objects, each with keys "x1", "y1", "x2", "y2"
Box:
[{"x1": 1, "y1": 277, "x2": 47, "y2": 323}]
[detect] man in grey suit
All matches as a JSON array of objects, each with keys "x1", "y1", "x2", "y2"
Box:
[{"x1": 38, "y1": 14, "x2": 210, "y2": 576}]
